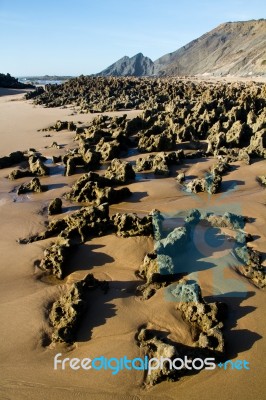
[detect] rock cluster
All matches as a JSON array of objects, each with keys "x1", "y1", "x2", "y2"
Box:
[
  {"x1": 138, "y1": 209, "x2": 265, "y2": 297},
  {"x1": 65, "y1": 173, "x2": 131, "y2": 205},
  {"x1": 23, "y1": 203, "x2": 110, "y2": 245},
  {"x1": 32, "y1": 78, "x2": 265, "y2": 162},
  {"x1": 9, "y1": 155, "x2": 49, "y2": 180},
  {"x1": 136, "y1": 285, "x2": 226, "y2": 388}
]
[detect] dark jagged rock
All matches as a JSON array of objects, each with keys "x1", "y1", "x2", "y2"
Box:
[
  {"x1": 49, "y1": 274, "x2": 108, "y2": 343},
  {"x1": 0, "y1": 151, "x2": 25, "y2": 169},
  {"x1": 0, "y1": 73, "x2": 34, "y2": 89},
  {"x1": 31, "y1": 77, "x2": 265, "y2": 162},
  {"x1": 17, "y1": 177, "x2": 46, "y2": 194},
  {"x1": 8, "y1": 168, "x2": 33, "y2": 180},
  {"x1": 210, "y1": 158, "x2": 230, "y2": 175},
  {"x1": 64, "y1": 156, "x2": 77, "y2": 176},
  {"x1": 104, "y1": 158, "x2": 135, "y2": 183},
  {"x1": 9, "y1": 155, "x2": 49, "y2": 179},
  {"x1": 24, "y1": 86, "x2": 44, "y2": 99},
  {"x1": 138, "y1": 132, "x2": 174, "y2": 152},
  {"x1": 21, "y1": 204, "x2": 111, "y2": 244},
  {"x1": 28, "y1": 155, "x2": 49, "y2": 176},
  {"x1": 111, "y1": 212, "x2": 153, "y2": 237},
  {"x1": 66, "y1": 176, "x2": 131, "y2": 205},
  {"x1": 135, "y1": 151, "x2": 183, "y2": 176},
  {"x1": 52, "y1": 155, "x2": 62, "y2": 163},
  {"x1": 48, "y1": 198, "x2": 62, "y2": 215},
  {"x1": 41, "y1": 120, "x2": 77, "y2": 132},
  {"x1": 95, "y1": 139, "x2": 121, "y2": 161},
  {"x1": 138, "y1": 224, "x2": 189, "y2": 299},
  {"x1": 225, "y1": 121, "x2": 252, "y2": 147}
]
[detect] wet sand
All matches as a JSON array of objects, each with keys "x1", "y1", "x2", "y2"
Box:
[{"x1": 0, "y1": 89, "x2": 265, "y2": 400}]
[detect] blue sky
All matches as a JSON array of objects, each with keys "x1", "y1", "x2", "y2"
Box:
[{"x1": 0, "y1": 0, "x2": 265, "y2": 76}]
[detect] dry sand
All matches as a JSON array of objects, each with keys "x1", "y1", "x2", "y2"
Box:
[{"x1": 0, "y1": 89, "x2": 265, "y2": 400}]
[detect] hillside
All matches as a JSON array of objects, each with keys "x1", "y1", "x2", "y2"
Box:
[
  {"x1": 97, "y1": 53, "x2": 154, "y2": 76},
  {"x1": 154, "y1": 19, "x2": 266, "y2": 76},
  {"x1": 97, "y1": 20, "x2": 266, "y2": 77}
]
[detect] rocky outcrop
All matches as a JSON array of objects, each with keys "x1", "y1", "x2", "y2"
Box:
[
  {"x1": 111, "y1": 213, "x2": 154, "y2": 237},
  {"x1": 9, "y1": 155, "x2": 49, "y2": 179},
  {"x1": 138, "y1": 132, "x2": 175, "y2": 152},
  {"x1": 32, "y1": 77, "x2": 266, "y2": 165},
  {"x1": 137, "y1": 222, "x2": 189, "y2": 299},
  {"x1": 17, "y1": 177, "x2": 46, "y2": 194},
  {"x1": 8, "y1": 168, "x2": 33, "y2": 180},
  {"x1": 136, "y1": 282, "x2": 226, "y2": 386},
  {"x1": 41, "y1": 120, "x2": 77, "y2": 132},
  {"x1": 25, "y1": 204, "x2": 111, "y2": 278},
  {"x1": 48, "y1": 198, "x2": 62, "y2": 215},
  {"x1": 95, "y1": 139, "x2": 121, "y2": 161},
  {"x1": 207, "y1": 211, "x2": 246, "y2": 230},
  {"x1": 20, "y1": 203, "x2": 111, "y2": 245},
  {"x1": 185, "y1": 172, "x2": 222, "y2": 194},
  {"x1": 256, "y1": 175, "x2": 266, "y2": 187},
  {"x1": 24, "y1": 86, "x2": 44, "y2": 99},
  {"x1": 104, "y1": 158, "x2": 135, "y2": 183},
  {"x1": 40, "y1": 239, "x2": 71, "y2": 279},
  {"x1": 28, "y1": 155, "x2": 49, "y2": 176},
  {"x1": 172, "y1": 282, "x2": 226, "y2": 353},
  {"x1": 136, "y1": 327, "x2": 179, "y2": 386},
  {"x1": 49, "y1": 274, "x2": 108, "y2": 343},
  {"x1": 0, "y1": 151, "x2": 25, "y2": 169},
  {"x1": 234, "y1": 246, "x2": 266, "y2": 288},
  {"x1": 0, "y1": 73, "x2": 34, "y2": 89},
  {"x1": 65, "y1": 174, "x2": 131, "y2": 205},
  {"x1": 135, "y1": 151, "x2": 184, "y2": 176}
]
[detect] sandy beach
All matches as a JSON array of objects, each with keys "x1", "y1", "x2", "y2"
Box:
[{"x1": 0, "y1": 87, "x2": 265, "y2": 400}]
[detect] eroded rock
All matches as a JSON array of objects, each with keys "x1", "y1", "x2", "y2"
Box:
[
  {"x1": 104, "y1": 158, "x2": 135, "y2": 183},
  {"x1": 173, "y1": 282, "x2": 226, "y2": 353},
  {"x1": 49, "y1": 274, "x2": 108, "y2": 343},
  {"x1": 111, "y1": 212, "x2": 153, "y2": 237},
  {"x1": 48, "y1": 198, "x2": 63, "y2": 215},
  {"x1": 17, "y1": 177, "x2": 46, "y2": 194}
]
